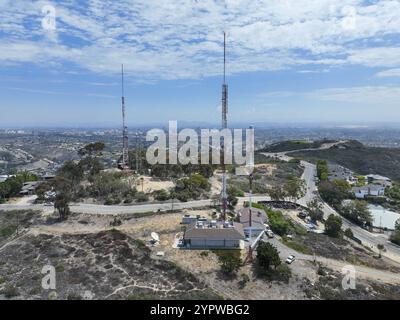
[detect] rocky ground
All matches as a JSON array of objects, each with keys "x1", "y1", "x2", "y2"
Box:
[
  {"x1": 1, "y1": 208, "x2": 400, "y2": 300},
  {"x1": 0, "y1": 230, "x2": 219, "y2": 300},
  {"x1": 305, "y1": 265, "x2": 400, "y2": 300}
]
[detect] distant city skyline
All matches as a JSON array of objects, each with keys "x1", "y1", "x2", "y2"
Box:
[{"x1": 0, "y1": 1, "x2": 399, "y2": 126}]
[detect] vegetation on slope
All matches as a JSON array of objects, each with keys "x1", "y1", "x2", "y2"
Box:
[
  {"x1": 292, "y1": 140, "x2": 400, "y2": 181},
  {"x1": 259, "y1": 139, "x2": 336, "y2": 153}
]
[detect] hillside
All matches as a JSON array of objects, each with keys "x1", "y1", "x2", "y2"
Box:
[
  {"x1": 259, "y1": 139, "x2": 336, "y2": 153},
  {"x1": 291, "y1": 140, "x2": 400, "y2": 181}
]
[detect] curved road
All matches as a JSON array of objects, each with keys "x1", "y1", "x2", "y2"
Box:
[{"x1": 262, "y1": 145, "x2": 400, "y2": 262}]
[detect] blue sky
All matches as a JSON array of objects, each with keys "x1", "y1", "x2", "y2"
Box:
[{"x1": 0, "y1": 0, "x2": 400, "y2": 127}]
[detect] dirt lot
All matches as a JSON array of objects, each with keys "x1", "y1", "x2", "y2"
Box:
[{"x1": 134, "y1": 176, "x2": 175, "y2": 193}]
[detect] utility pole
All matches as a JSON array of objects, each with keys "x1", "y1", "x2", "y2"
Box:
[{"x1": 221, "y1": 31, "x2": 228, "y2": 221}]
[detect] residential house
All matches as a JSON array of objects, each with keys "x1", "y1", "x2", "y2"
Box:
[
  {"x1": 352, "y1": 184, "x2": 385, "y2": 199},
  {"x1": 19, "y1": 181, "x2": 40, "y2": 196},
  {"x1": 366, "y1": 174, "x2": 392, "y2": 187}
]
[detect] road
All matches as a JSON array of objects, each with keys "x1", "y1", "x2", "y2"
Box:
[
  {"x1": 0, "y1": 199, "x2": 213, "y2": 215},
  {"x1": 262, "y1": 144, "x2": 400, "y2": 262},
  {"x1": 264, "y1": 237, "x2": 400, "y2": 284}
]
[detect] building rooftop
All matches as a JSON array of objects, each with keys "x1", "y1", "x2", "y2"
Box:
[
  {"x1": 238, "y1": 207, "x2": 268, "y2": 229},
  {"x1": 366, "y1": 174, "x2": 391, "y2": 181},
  {"x1": 184, "y1": 221, "x2": 245, "y2": 240}
]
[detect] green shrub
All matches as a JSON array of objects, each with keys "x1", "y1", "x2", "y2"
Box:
[
  {"x1": 135, "y1": 192, "x2": 149, "y2": 202},
  {"x1": 276, "y1": 263, "x2": 292, "y2": 282}
]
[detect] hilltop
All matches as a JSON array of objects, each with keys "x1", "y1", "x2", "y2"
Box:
[
  {"x1": 259, "y1": 139, "x2": 336, "y2": 153},
  {"x1": 291, "y1": 140, "x2": 400, "y2": 181}
]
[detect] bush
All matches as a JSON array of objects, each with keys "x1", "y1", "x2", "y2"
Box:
[
  {"x1": 239, "y1": 274, "x2": 250, "y2": 288},
  {"x1": 214, "y1": 250, "x2": 242, "y2": 276},
  {"x1": 276, "y1": 264, "x2": 292, "y2": 282},
  {"x1": 344, "y1": 228, "x2": 354, "y2": 239},
  {"x1": 104, "y1": 196, "x2": 121, "y2": 205},
  {"x1": 123, "y1": 196, "x2": 133, "y2": 204},
  {"x1": 154, "y1": 190, "x2": 170, "y2": 201},
  {"x1": 135, "y1": 192, "x2": 149, "y2": 203}
]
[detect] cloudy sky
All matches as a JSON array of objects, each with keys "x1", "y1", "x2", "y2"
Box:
[{"x1": 0, "y1": 0, "x2": 399, "y2": 127}]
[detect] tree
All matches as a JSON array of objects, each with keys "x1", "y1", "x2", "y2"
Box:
[
  {"x1": 390, "y1": 218, "x2": 400, "y2": 245},
  {"x1": 318, "y1": 181, "x2": 348, "y2": 207},
  {"x1": 256, "y1": 242, "x2": 281, "y2": 271},
  {"x1": 316, "y1": 160, "x2": 328, "y2": 181},
  {"x1": 80, "y1": 156, "x2": 104, "y2": 177},
  {"x1": 332, "y1": 179, "x2": 351, "y2": 194},
  {"x1": 227, "y1": 186, "x2": 240, "y2": 209},
  {"x1": 267, "y1": 185, "x2": 286, "y2": 202},
  {"x1": 267, "y1": 210, "x2": 289, "y2": 236},
  {"x1": 57, "y1": 161, "x2": 83, "y2": 188},
  {"x1": 78, "y1": 142, "x2": 105, "y2": 157},
  {"x1": 325, "y1": 214, "x2": 342, "y2": 238},
  {"x1": 341, "y1": 200, "x2": 372, "y2": 226},
  {"x1": 54, "y1": 192, "x2": 71, "y2": 221},
  {"x1": 307, "y1": 198, "x2": 324, "y2": 222},
  {"x1": 284, "y1": 176, "x2": 305, "y2": 201},
  {"x1": 216, "y1": 250, "x2": 242, "y2": 276}
]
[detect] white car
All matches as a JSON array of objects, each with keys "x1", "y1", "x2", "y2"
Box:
[
  {"x1": 285, "y1": 255, "x2": 296, "y2": 264},
  {"x1": 266, "y1": 230, "x2": 274, "y2": 239}
]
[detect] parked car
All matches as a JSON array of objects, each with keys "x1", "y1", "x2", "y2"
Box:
[
  {"x1": 298, "y1": 212, "x2": 308, "y2": 219},
  {"x1": 285, "y1": 255, "x2": 296, "y2": 264},
  {"x1": 266, "y1": 230, "x2": 274, "y2": 239}
]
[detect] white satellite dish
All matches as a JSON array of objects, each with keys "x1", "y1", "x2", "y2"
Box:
[{"x1": 151, "y1": 232, "x2": 160, "y2": 242}]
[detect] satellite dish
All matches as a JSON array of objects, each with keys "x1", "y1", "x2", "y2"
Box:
[{"x1": 151, "y1": 232, "x2": 160, "y2": 242}]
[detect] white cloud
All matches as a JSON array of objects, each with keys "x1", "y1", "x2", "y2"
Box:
[
  {"x1": 348, "y1": 47, "x2": 400, "y2": 67},
  {"x1": 0, "y1": 0, "x2": 399, "y2": 80},
  {"x1": 376, "y1": 68, "x2": 400, "y2": 78}
]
